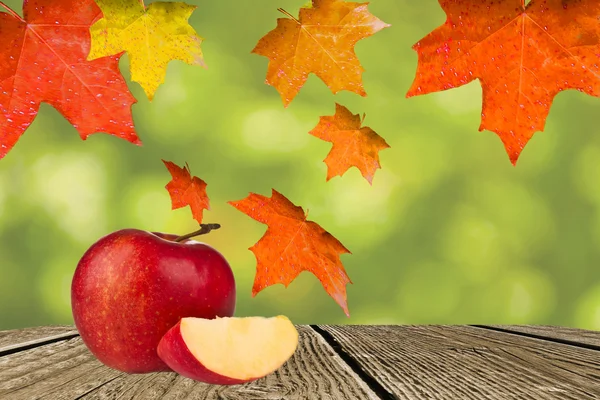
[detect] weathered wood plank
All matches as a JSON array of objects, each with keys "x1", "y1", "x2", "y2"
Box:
[
  {"x1": 0, "y1": 336, "x2": 122, "y2": 400},
  {"x1": 0, "y1": 325, "x2": 78, "y2": 355},
  {"x1": 80, "y1": 326, "x2": 378, "y2": 400},
  {"x1": 480, "y1": 325, "x2": 600, "y2": 348},
  {"x1": 316, "y1": 325, "x2": 600, "y2": 400},
  {"x1": 0, "y1": 326, "x2": 378, "y2": 400}
]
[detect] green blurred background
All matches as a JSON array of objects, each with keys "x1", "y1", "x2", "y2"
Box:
[{"x1": 1, "y1": 0, "x2": 600, "y2": 331}]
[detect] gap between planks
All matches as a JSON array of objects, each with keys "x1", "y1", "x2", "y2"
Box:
[
  {"x1": 310, "y1": 325, "x2": 398, "y2": 400},
  {"x1": 471, "y1": 325, "x2": 600, "y2": 352},
  {"x1": 0, "y1": 332, "x2": 80, "y2": 358}
]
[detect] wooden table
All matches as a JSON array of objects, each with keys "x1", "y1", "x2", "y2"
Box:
[{"x1": 1, "y1": 324, "x2": 599, "y2": 399}]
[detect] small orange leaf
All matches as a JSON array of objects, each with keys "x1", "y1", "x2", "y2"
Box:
[
  {"x1": 228, "y1": 189, "x2": 352, "y2": 316},
  {"x1": 163, "y1": 160, "x2": 209, "y2": 224},
  {"x1": 310, "y1": 103, "x2": 389, "y2": 184},
  {"x1": 252, "y1": 0, "x2": 390, "y2": 106}
]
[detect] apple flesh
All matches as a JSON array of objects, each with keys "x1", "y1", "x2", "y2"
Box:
[
  {"x1": 157, "y1": 316, "x2": 299, "y2": 384},
  {"x1": 71, "y1": 228, "x2": 236, "y2": 373}
]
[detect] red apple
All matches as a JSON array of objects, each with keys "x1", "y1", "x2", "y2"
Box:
[
  {"x1": 157, "y1": 316, "x2": 299, "y2": 384},
  {"x1": 71, "y1": 227, "x2": 236, "y2": 373}
]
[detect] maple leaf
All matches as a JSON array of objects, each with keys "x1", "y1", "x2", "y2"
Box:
[
  {"x1": 163, "y1": 160, "x2": 209, "y2": 224},
  {"x1": 0, "y1": 0, "x2": 138, "y2": 160},
  {"x1": 88, "y1": 0, "x2": 205, "y2": 100},
  {"x1": 229, "y1": 189, "x2": 352, "y2": 316},
  {"x1": 406, "y1": 0, "x2": 600, "y2": 165},
  {"x1": 309, "y1": 103, "x2": 389, "y2": 184},
  {"x1": 252, "y1": 0, "x2": 390, "y2": 106}
]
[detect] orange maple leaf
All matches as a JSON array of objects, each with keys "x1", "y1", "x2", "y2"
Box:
[
  {"x1": 406, "y1": 0, "x2": 600, "y2": 165},
  {"x1": 310, "y1": 103, "x2": 389, "y2": 184},
  {"x1": 228, "y1": 189, "x2": 352, "y2": 316},
  {"x1": 163, "y1": 160, "x2": 209, "y2": 224},
  {"x1": 252, "y1": 0, "x2": 390, "y2": 106}
]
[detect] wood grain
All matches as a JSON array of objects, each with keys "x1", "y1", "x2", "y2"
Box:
[
  {"x1": 0, "y1": 325, "x2": 78, "y2": 354},
  {"x1": 3, "y1": 324, "x2": 599, "y2": 399},
  {"x1": 317, "y1": 325, "x2": 600, "y2": 400},
  {"x1": 482, "y1": 325, "x2": 600, "y2": 348},
  {"x1": 0, "y1": 326, "x2": 378, "y2": 400},
  {"x1": 0, "y1": 336, "x2": 120, "y2": 400}
]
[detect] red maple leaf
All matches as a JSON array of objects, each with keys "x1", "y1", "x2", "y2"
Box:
[
  {"x1": 309, "y1": 103, "x2": 389, "y2": 184},
  {"x1": 406, "y1": 0, "x2": 600, "y2": 164},
  {"x1": 229, "y1": 189, "x2": 352, "y2": 316},
  {"x1": 0, "y1": 0, "x2": 139, "y2": 159},
  {"x1": 163, "y1": 160, "x2": 209, "y2": 224}
]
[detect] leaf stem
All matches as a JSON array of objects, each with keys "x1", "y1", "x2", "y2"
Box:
[
  {"x1": 174, "y1": 224, "x2": 221, "y2": 242},
  {"x1": 277, "y1": 8, "x2": 300, "y2": 24},
  {"x1": 0, "y1": 1, "x2": 24, "y2": 23}
]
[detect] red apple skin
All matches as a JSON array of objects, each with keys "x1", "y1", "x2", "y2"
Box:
[
  {"x1": 157, "y1": 320, "x2": 257, "y2": 385},
  {"x1": 71, "y1": 229, "x2": 236, "y2": 374}
]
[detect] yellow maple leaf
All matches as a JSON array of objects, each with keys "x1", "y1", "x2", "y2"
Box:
[{"x1": 88, "y1": 0, "x2": 205, "y2": 100}]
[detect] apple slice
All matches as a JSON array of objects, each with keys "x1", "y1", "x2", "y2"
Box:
[{"x1": 157, "y1": 315, "x2": 299, "y2": 385}]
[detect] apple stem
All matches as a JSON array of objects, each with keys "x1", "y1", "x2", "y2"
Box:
[{"x1": 174, "y1": 224, "x2": 221, "y2": 242}]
